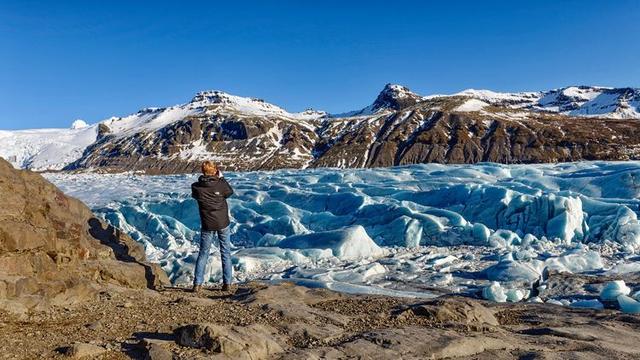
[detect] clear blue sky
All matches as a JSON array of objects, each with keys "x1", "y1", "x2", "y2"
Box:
[{"x1": 1, "y1": 0, "x2": 639, "y2": 130}]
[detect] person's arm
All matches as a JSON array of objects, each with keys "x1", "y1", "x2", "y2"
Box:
[
  {"x1": 191, "y1": 183, "x2": 198, "y2": 200},
  {"x1": 220, "y1": 178, "x2": 234, "y2": 198}
]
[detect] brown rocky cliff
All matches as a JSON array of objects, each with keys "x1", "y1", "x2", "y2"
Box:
[
  {"x1": 310, "y1": 108, "x2": 640, "y2": 168},
  {"x1": 66, "y1": 102, "x2": 640, "y2": 174},
  {"x1": 0, "y1": 158, "x2": 169, "y2": 316}
]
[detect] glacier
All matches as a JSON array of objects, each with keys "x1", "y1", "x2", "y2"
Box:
[{"x1": 45, "y1": 161, "x2": 640, "y2": 303}]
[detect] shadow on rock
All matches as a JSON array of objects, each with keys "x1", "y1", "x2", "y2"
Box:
[{"x1": 88, "y1": 217, "x2": 169, "y2": 290}]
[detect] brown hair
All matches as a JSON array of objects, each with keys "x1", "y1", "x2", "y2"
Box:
[{"x1": 201, "y1": 161, "x2": 218, "y2": 176}]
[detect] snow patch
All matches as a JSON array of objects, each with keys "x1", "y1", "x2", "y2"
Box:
[{"x1": 454, "y1": 99, "x2": 489, "y2": 112}]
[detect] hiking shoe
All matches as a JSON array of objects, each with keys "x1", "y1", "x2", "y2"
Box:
[
  {"x1": 222, "y1": 283, "x2": 230, "y2": 292},
  {"x1": 192, "y1": 284, "x2": 203, "y2": 294}
]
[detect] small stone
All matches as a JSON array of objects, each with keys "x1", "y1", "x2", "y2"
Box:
[
  {"x1": 85, "y1": 321, "x2": 102, "y2": 330},
  {"x1": 59, "y1": 343, "x2": 107, "y2": 358},
  {"x1": 145, "y1": 343, "x2": 173, "y2": 360},
  {"x1": 140, "y1": 337, "x2": 175, "y2": 347},
  {"x1": 122, "y1": 302, "x2": 134, "y2": 308}
]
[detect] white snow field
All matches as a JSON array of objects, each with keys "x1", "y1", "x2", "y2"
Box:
[
  {"x1": 0, "y1": 124, "x2": 98, "y2": 171},
  {"x1": 46, "y1": 162, "x2": 640, "y2": 306}
]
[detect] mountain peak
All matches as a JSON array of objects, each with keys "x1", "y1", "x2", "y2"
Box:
[
  {"x1": 190, "y1": 90, "x2": 282, "y2": 112},
  {"x1": 191, "y1": 90, "x2": 248, "y2": 105},
  {"x1": 336, "y1": 84, "x2": 423, "y2": 117},
  {"x1": 188, "y1": 90, "x2": 327, "y2": 120},
  {"x1": 370, "y1": 84, "x2": 422, "y2": 112}
]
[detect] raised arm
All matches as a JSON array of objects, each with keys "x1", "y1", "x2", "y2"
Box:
[
  {"x1": 220, "y1": 178, "x2": 234, "y2": 198},
  {"x1": 191, "y1": 183, "x2": 199, "y2": 200}
]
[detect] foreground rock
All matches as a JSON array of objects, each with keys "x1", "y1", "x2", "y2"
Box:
[
  {"x1": 58, "y1": 343, "x2": 107, "y2": 358},
  {"x1": 145, "y1": 343, "x2": 174, "y2": 360},
  {"x1": 0, "y1": 158, "x2": 168, "y2": 315},
  {"x1": 175, "y1": 323, "x2": 283, "y2": 358},
  {"x1": 400, "y1": 297, "x2": 500, "y2": 328},
  {"x1": 1, "y1": 282, "x2": 640, "y2": 359}
]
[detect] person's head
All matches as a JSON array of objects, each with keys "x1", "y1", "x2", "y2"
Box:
[{"x1": 201, "y1": 161, "x2": 218, "y2": 176}]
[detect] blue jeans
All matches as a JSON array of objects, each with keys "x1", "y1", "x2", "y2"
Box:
[{"x1": 194, "y1": 226, "x2": 233, "y2": 286}]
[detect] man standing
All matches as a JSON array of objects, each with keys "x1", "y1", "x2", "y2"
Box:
[{"x1": 191, "y1": 161, "x2": 234, "y2": 292}]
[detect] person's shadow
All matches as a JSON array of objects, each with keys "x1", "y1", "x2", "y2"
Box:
[{"x1": 88, "y1": 217, "x2": 164, "y2": 290}]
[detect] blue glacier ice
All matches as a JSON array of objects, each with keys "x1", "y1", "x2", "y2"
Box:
[
  {"x1": 482, "y1": 282, "x2": 508, "y2": 302},
  {"x1": 600, "y1": 280, "x2": 631, "y2": 301},
  {"x1": 277, "y1": 225, "x2": 384, "y2": 260},
  {"x1": 618, "y1": 295, "x2": 640, "y2": 314},
  {"x1": 45, "y1": 161, "x2": 640, "y2": 300},
  {"x1": 570, "y1": 299, "x2": 604, "y2": 310}
]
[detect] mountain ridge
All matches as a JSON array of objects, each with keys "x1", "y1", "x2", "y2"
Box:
[{"x1": 2, "y1": 83, "x2": 640, "y2": 173}]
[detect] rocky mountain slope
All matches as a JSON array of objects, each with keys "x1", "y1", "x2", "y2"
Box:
[
  {"x1": 2, "y1": 84, "x2": 640, "y2": 173},
  {"x1": 0, "y1": 158, "x2": 168, "y2": 316}
]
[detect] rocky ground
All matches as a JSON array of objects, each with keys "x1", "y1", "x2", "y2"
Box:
[{"x1": 1, "y1": 281, "x2": 640, "y2": 359}]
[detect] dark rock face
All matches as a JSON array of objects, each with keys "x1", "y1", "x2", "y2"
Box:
[
  {"x1": 0, "y1": 158, "x2": 169, "y2": 314},
  {"x1": 309, "y1": 107, "x2": 640, "y2": 169},
  {"x1": 57, "y1": 86, "x2": 640, "y2": 174},
  {"x1": 69, "y1": 111, "x2": 319, "y2": 173},
  {"x1": 97, "y1": 123, "x2": 111, "y2": 139}
]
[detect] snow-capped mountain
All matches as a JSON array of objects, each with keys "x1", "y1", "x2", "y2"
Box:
[
  {"x1": 339, "y1": 84, "x2": 423, "y2": 116},
  {"x1": 454, "y1": 86, "x2": 640, "y2": 119},
  {"x1": 190, "y1": 90, "x2": 328, "y2": 120},
  {"x1": 2, "y1": 84, "x2": 640, "y2": 173}
]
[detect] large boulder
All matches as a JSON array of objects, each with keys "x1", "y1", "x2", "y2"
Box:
[
  {"x1": 174, "y1": 323, "x2": 284, "y2": 359},
  {"x1": 0, "y1": 157, "x2": 169, "y2": 314},
  {"x1": 401, "y1": 297, "x2": 499, "y2": 327}
]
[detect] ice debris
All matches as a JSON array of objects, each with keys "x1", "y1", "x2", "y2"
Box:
[
  {"x1": 600, "y1": 280, "x2": 631, "y2": 301},
  {"x1": 617, "y1": 295, "x2": 640, "y2": 314},
  {"x1": 278, "y1": 225, "x2": 384, "y2": 260},
  {"x1": 485, "y1": 255, "x2": 541, "y2": 284},
  {"x1": 570, "y1": 299, "x2": 604, "y2": 310},
  {"x1": 482, "y1": 282, "x2": 507, "y2": 303},
  {"x1": 482, "y1": 282, "x2": 528, "y2": 303},
  {"x1": 505, "y1": 288, "x2": 528, "y2": 302}
]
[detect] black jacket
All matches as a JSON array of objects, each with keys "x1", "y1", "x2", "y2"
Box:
[{"x1": 191, "y1": 175, "x2": 234, "y2": 231}]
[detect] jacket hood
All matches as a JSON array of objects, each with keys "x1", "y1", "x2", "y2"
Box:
[{"x1": 198, "y1": 175, "x2": 220, "y2": 183}]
